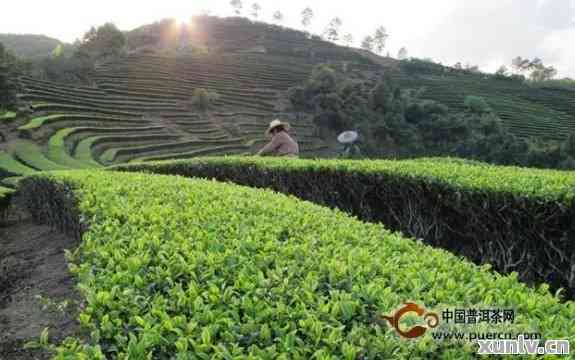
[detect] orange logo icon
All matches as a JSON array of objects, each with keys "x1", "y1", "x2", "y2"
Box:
[{"x1": 382, "y1": 302, "x2": 439, "y2": 338}]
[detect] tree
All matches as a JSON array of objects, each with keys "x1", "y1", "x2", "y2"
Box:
[
  {"x1": 251, "y1": 3, "x2": 261, "y2": 19},
  {"x1": 323, "y1": 17, "x2": 342, "y2": 42},
  {"x1": 301, "y1": 7, "x2": 314, "y2": 29},
  {"x1": 191, "y1": 88, "x2": 220, "y2": 111},
  {"x1": 230, "y1": 0, "x2": 243, "y2": 16},
  {"x1": 495, "y1": 65, "x2": 508, "y2": 76},
  {"x1": 511, "y1": 56, "x2": 531, "y2": 74},
  {"x1": 51, "y1": 44, "x2": 64, "y2": 59},
  {"x1": 465, "y1": 64, "x2": 480, "y2": 74},
  {"x1": 373, "y1": 26, "x2": 389, "y2": 54},
  {"x1": 273, "y1": 10, "x2": 284, "y2": 23},
  {"x1": 561, "y1": 132, "x2": 575, "y2": 158},
  {"x1": 77, "y1": 22, "x2": 125, "y2": 60},
  {"x1": 361, "y1": 36, "x2": 374, "y2": 51},
  {"x1": 464, "y1": 95, "x2": 492, "y2": 114},
  {"x1": 528, "y1": 57, "x2": 542, "y2": 70},
  {"x1": 0, "y1": 43, "x2": 18, "y2": 110},
  {"x1": 511, "y1": 56, "x2": 523, "y2": 72},
  {"x1": 526, "y1": 59, "x2": 557, "y2": 82},
  {"x1": 397, "y1": 47, "x2": 408, "y2": 60},
  {"x1": 512, "y1": 57, "x2": 557, "y2": 82},
  {"x1": 530, "y1": 65, "x2": 557, "y2": 82},
  {"x1": 343, "y1": 33, "x2": 354, "y2": 47}
]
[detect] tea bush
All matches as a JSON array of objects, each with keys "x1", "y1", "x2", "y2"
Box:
[
  {"x1": 114, "y1": 156, "x2": 575, "y2": 298},
  {"x1": 19, "y1": 171, "x2": 575, "y2": 358},
  {"x1": 0, "y1": 185, "x2": 13, "y2": 218}
]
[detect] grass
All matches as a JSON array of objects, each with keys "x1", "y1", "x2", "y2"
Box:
[{"x1": 20, "y1": 170, "x2": 575, "y2": 358}]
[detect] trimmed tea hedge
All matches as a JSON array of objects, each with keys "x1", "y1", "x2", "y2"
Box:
[
  {"x1": 19, "y1": 114, "x2": 144, "y2": 132},
  {"x1": 114, "y1": 156, "x2": 575, "y2": 298},
  {"x1": 0, "y1": 185, "x2": 14, "y2": 218},
  {"x1": 13, "y1": 140, "x2": 71, "y2": 171},
  {"x1": 0, "y1": 111, "x2": 16, "y2": 122},
  {"x1": 0, "y1": 151, "x2": 38, "y2": 176},
  {"x1": 20, "y1": 171, "x2": 575, "y2": 358},
  {"x1": 47, "y1": 128, "x2": 102, "y2": 169}
]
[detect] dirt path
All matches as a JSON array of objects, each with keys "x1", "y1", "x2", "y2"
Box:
[{"x1": 0, "y1": 216, "x2": 79, "y2": 359}]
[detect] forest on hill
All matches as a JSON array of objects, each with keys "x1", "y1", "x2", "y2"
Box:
[{"x1": 0, "y1": 33, "x2": 70, "y2": 59}]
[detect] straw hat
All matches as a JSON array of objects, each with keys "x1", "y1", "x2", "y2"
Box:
[
  {"x1": 337, "y1": 131, "x2": 359, "y2": 144},
  {"x1": 266, "y1": 119, "x2": 291, "y2": 136}
]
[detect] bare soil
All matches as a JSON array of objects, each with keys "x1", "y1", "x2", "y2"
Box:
[{"x1": 0, "y1": 214, "x2": 79, "y2": 359}]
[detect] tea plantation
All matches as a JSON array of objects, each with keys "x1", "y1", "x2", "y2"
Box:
[
  {"x1": 2, "y1": 18, "x2": 575, "y2": 180},
  {"x1": 17, "y1": 169, "x2": 575, "y2": 358},
  {"x1": 0, "y1": 52, "x2": 327, "y2": 185},
  {"x1": 1, "y1": 15, "x2": 575, "y2": 359},
  {"x1": 394, "y1": 72, "x2": 575, "y2": 141}
]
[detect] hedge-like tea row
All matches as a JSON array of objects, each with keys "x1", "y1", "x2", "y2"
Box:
[
  {"x1": 0, "y1": 150, "x2": 38, "y2": 176},
  {"x1": 0, "y1": 111, "x2": 16, "y2": 122},
  {"x1": 20, "y1": 171, "x2": 575, "y2": 358},
  {"x1": 114, "y1": 156, "x2": 575, "y2": 298},
  {"x1": 0, "y1": 185, "x2": 14, "y2": 218}
]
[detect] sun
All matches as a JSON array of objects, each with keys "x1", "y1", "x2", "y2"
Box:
[
  {"x1": 174, "y1": 15, "x2": 197, "y2": 34},
  {"x1": 176, "y1": 15, "x2": 191, "y2": 25}
]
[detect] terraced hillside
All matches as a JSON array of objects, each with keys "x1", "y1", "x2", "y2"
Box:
[
  {"x1": 394, "y1": 71, "x2": 575, "y2": 141},
  {"x1": 0, "y1": 51, "x2": 333, "y2": 183},
  {"x1": 2, "y1": 16, "x2": 575, "y2": 183}
]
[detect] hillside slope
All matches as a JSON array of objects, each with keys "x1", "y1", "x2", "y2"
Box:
[
  {"x1": 395, "y1": 69, "x2": 575, "y2": 140},
  {"x1": 0, "y1": 34, "x2": 65, "y2": 58},
  {"x1": 2, "y1": 16, "x2": 575, "y2": 181},
  {"x1": 0, "y1": 50, "x2": 333, "y2": 181}
]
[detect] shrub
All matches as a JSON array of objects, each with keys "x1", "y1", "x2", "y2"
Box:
[
  {"x1": 464, "y1": 96, "x2": 492, "y2": 114},
  {"x1": 533, "y1": 78, "x2": 575, "y2": 91},
  {"x1": 20, "y1": 171, "x2": 575, "y2": 357},
  {"x1": 399, "y1": 58, "x2": 446, "y2": 76},
  {"x1": 114, "y1": 156, "x2": 575, "y2": 299},
  {"x1": 0, "y1": 185, "x2": 13, "y2": 219},
  {"x1": 190, "y1": 88, "x2": 220, "y2": 111}
]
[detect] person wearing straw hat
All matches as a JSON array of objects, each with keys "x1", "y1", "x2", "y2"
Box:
[{"x1": 256, "y1": 119, "x2": 299, "y2": 157}]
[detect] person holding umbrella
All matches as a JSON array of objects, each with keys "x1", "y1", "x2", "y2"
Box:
[
  {"x1": 256, "y1": 119, "x2": 299, "y2": 157},
  {"x1": 337, "y1": 130, "x2": 362, "y2": 158}
]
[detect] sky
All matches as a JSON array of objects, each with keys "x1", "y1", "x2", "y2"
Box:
[{"x1": 1, "y1": 0, "x2": 574, "y2": 77}]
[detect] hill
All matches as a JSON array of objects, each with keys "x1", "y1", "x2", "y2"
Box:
[
  {"x1": 394, "y1": 61, "x2": 575, "y2": 141},
  {"x1": 0, "y1": 33, "x2": 66, "y2": 59},
  {"x1": 2, "y1": 16, "x2": 575, "y2": 181}
]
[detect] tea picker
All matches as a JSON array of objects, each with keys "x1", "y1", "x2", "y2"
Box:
[{"x1": 337, "y1": 130, "x2": 361, "y2": 158}]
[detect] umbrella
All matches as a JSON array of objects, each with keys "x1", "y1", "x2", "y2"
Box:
[{"x1": 337, "y1": 131, "x2": 359, "y2": 144}]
